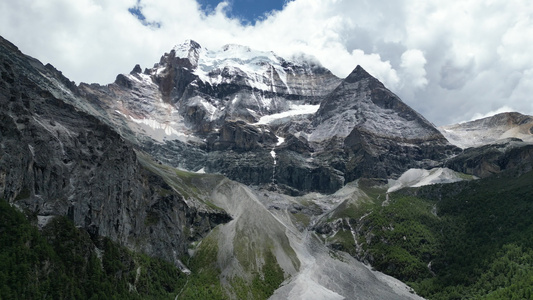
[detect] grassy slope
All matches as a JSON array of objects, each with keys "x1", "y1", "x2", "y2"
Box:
[
  {"x1": 175, "y1": 227, "x2": 227, "y2": 300},
  {"x1": 135, "y1": 150, "x2": 225, "y2": 211}
]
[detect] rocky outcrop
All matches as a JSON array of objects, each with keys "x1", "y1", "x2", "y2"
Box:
[
  {"x1": 275, "y1": 151, "x2": 345, "y2": 195},
  {"x1": 445, "y1": 138, "x2": 533, "y2": 177},
  {"x1": 208, "y1": 120, "x2": 277, "y2": 151},
  {"x1": 441, "y1": 112, "x2": 533, "y2": 178},
  {"x1": 205, "y1": 150, "x2": 274, "y2": 186},
  {"x1": 342, "y1": 127, "x2": 457, "y2": 181},
  {"x1": 0, "y1": 36, "x2": 230, "y2": 263}
]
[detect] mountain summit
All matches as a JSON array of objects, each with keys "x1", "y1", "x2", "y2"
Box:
[
  {"x1": 344, "y1": 64, "x2": 373, "y2": 83},
  {"x1": 154, "y1": 40, "x2": 341, "y2": 106},
  {"x1": 308, "y1": 63, "x2": 456, "y2": 182}
]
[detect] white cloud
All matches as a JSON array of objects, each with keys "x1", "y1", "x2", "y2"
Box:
[
  {"x1": 509, "y1": 69, "x2": 533, "y2": 111},
  {"x1": 399, "y1": 49, "x2": 428, "y2": 98},
  {"x1": 1, "y1": 0, "x2": 532, "y2": 126},
  {"x1": 498, "y1": 18, "x2": 533, "y2": 69}
]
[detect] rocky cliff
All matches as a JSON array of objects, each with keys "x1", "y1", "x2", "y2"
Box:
[{"x1": 0, "y1": 36, "x2": 230, "y2": 264}]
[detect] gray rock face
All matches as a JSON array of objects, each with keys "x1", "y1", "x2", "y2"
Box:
[
  {"x1": 303, "y1": 66, "x2": 460, "y2": 185},
  {"x1": 208, "y1": 120, "x2": 277, "y2": 151},
  {"x1": 439, "y1": 112, "x2": 533, "y2": 177},
  {"x1": 445, "y1": 138, "x2": 533, "y2": 178},
  {"x1": 0, "y1": 36, "x2": 230, "y2": 263},
  {"x1": 206, "y1": 150, "x2": 275, "y2": 186}
]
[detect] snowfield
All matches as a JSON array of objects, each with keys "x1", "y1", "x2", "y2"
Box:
[
  {"x1": 255, "y1": 104, "x2": 320, "y2": 125},
  {"x1": 387, "y1": 168, "x2": 472, "y2": 193}
]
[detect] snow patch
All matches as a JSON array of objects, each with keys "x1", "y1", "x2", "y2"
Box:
[
  {"x1": 387, "y1": 168, "x2": 467, "y2": 193},
  {"x1": 114, "y1": 110, "x2": 127, "y2": 117},
  {"x1": 128, "y1": 115, "x2": 197, "y2": 143},
  {"x1": 255, "y1": 104, "x2": 320, "y2": 125},
  {"x1": 130, "y1": 116, "x2": 181, "y2": 136},
  {"x1": 270, "y1": 149, "x2": 276, "y2": 160},
  {"x1": 189, "y1": 96, "x2": 217, "y2": 121},
  {"x1": 127, "y1": 73, "x2": 155, "y2": 86},
  {"x1": 276, "y1": 136, "x2": 285, "y2": 146},
  {"x1": 156, "y1": 67, "x2": 166, "y2": 75}
]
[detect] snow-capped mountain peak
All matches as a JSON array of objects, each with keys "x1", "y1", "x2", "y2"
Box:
[
  {"x1": 171, "y1": 41, "x2": 282, "y2": 72},
  {"x1": 194, "y1": 44, "x2": 284, "y2": 87},
  {"x1": 172, "y1": 39, "x2": 201, "y2": 57},
  {"x1": 221, "y1": 43, "x2": 251, "y2": 53},
  {"x1": 105, "y1": 40, "x2": 342, "y2": 146},
  {"x1": 163, "y1": 40, "x2": 339, "y2": 96},
  {"x1": 169, "y1": 39, "x2": 203, "y2": 69}
]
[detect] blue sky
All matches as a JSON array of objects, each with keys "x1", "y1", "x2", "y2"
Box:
[
  {"x1": 197, "y1": 0, "x2": 288, "y2": 23},
  {"x1": 129, "y1": 0, "x2": 288, "y2": 24},
  {"x1": 1, "y1": 0, "x2": 532, "y2": 125}
]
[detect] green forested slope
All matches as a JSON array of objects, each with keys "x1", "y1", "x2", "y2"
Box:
[
  {"x1": 0, "y1": 199, "x2": 284, "y2": 300},
  {"x1": 358, "y1": 170, "x2": 533, "y2": 299},
  {"x1": 0, "y1": 200, "x2": 190, "y2": 300}
]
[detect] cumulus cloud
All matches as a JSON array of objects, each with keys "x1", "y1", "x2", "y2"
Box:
[
  {"x1": 399, "y1": 49, "x2": 428, "y2": 98},
  {"x1": 1, "y1": 0, "x2": 532, "y2": 125}
]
